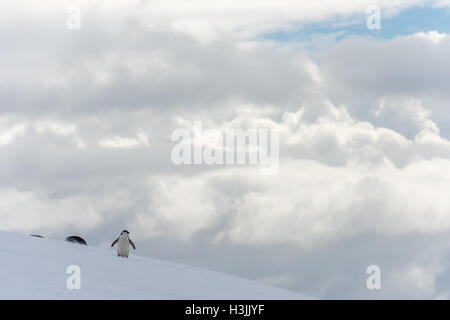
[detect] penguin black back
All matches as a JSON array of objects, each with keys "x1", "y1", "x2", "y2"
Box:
[{"x1": 65, "y1": 236, "x2": 88, "y2": 246}]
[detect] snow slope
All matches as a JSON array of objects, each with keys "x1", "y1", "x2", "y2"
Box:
[{"x1": 0, "y1": 231, "x2": 308, "y2": 299}]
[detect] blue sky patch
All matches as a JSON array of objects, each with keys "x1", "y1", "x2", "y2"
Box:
[{"x1": 261, "y1": 6, "x2": 450, "y2": 43}]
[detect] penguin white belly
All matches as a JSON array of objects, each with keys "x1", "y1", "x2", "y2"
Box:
[{"x1": 117, "y1": 235, "x2": 130, "y2": 257}]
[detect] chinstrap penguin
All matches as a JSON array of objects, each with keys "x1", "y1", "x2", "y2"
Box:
[{"x1": 111, "y1": 230, "x2": 136, "y2": 258}]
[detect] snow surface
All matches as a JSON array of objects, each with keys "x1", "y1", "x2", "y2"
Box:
[{"x1": 0, "y1": 231, "x2": 308, "y2": 299}]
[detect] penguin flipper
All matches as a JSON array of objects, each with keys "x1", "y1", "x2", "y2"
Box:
[
  {"x1": 111, "y1": 238, "x2": 119, "y2": 247},
  {"x1": 129, "y1": 239, "x2": 136, "y2": 250}
]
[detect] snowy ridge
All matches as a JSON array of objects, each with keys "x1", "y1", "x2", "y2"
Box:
[{"x1": 0, "y1": 231, "x2": 308, "y2": 300}]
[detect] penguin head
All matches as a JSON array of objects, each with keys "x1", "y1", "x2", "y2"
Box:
[{"x1": 120, "y1": 230, "x2": 130, "y2": 236}]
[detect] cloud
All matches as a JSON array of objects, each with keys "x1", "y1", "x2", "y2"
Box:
[
  {"x1": 375, "y1": 96, "x2": 439, "y2": 134},
  {"x1": 0, "y1": 188, "x2": 103, "y2": 234},
  {"x1": 0, "y1": 122, "x2": 27, "y2": 146},
  {"x1": 132, "y1": 174, "x2": 219, "y2": 241},
  {"x1": 413, "y1": 30, "x2": 448, "y2": 44},
  {"x1": 98, "y1": 130, "x2": 150, "y2": 149},
  {"x1": 34, "y1": 120, "x2": 87, "y2": 149},
  {"x1": 316, "y1": 32, "x2": 450, "y2": 138},
  {"x1": 0, "y1": 118, "x2": 86, "y2": 148},
  {"x1": 1, "y1": 0, "x2": 433, "y2": 41},
  {"x1": 110, "y1": 102, "x2": 450, "y2": 252}
]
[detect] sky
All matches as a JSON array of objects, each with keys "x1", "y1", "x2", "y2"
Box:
[
  {"x1": 1, "y1": 0, "x2": 450, "y2": 299},
  {"x1": 264, "y1": 5, "x2": 450, "y2": 42}
]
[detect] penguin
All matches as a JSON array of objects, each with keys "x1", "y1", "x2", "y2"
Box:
[
  {"x1": 65, "y1": 236, "x2": 88, "y2": 245},
  {"x1": 30, "y1": 234, "x2": 44, "y2": 238},
  {"x1": 111, "y1": 230, "x2": 136, "y2": 258}
]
